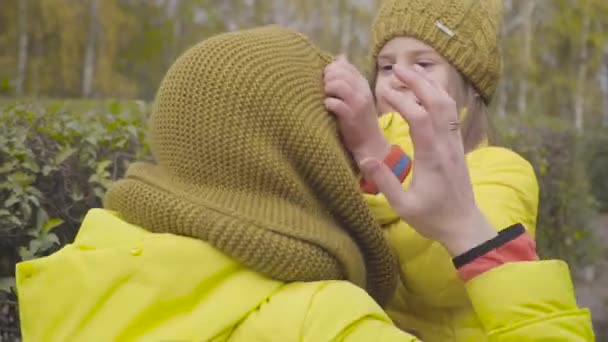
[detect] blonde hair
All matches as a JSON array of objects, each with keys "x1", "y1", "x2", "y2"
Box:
[
  {"x1": 458, "y1": 81, "x2": 493, "y2": 153},
  {"x1": 440, "y1": 64, "x2": 493, "y2": 153}
]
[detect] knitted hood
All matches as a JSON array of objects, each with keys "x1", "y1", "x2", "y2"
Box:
[{"x1": 104, "y1": 26, "x2": 398, "y2": 304}]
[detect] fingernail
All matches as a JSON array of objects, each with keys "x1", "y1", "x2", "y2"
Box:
[{"x1": 389, "y1": 75, "x2": 400, "y2": 88}]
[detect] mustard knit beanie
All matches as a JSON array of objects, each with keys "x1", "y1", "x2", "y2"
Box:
[
  {"x1": 371, "y1": 0, "x2": 503, "y2": 102},
  {"x1": 104, "y1": 26, "x2": 398, "y2": 305}
]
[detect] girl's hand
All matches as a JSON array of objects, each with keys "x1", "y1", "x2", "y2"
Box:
[
  {"x1": 359, "y1": 64, "x2": 497, "y2": 257},
  {"x1": 324, "y1": 56, "x2": 391, "y2": 163}
]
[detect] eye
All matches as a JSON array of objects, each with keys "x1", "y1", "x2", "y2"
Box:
[
  {"x1": 415, "y1": 61, "x2": 434, "y2": 69},
  {"x1": 379, "y1": 64, "x2": 393, "y2": 72}
]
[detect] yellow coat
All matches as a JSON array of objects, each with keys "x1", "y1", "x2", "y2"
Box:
[
  {"x1": 369, "y1": 112, "x2": 548, "y2": 340},
  {"x1": 17, "y1": 209, "x2": 592, "y2": 341},
  {"x1": 16, "y1": 209, "x2": 413, "y2": 342}
]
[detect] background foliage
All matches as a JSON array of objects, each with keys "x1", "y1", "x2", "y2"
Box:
[{"x1": 0, "y1": 0, "x2": 607, "y2": 134}]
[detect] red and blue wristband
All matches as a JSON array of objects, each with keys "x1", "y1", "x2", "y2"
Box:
[{"x1": 360, "y1": 145, "x2": 412, "y2": 194}]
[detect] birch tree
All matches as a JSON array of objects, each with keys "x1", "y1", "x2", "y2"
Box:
[
  {"x1": 16, "y1": 0, "x2": 29, "y2": 96},
  {"x1": 82, "y1": 0, "x2": 99, "y2": 97}
]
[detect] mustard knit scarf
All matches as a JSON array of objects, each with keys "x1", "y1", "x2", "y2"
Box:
[{"x1": 104, "y1": 26, "x2": 397, "y2": 305}]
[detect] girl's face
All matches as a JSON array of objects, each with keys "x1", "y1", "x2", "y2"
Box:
[{"x1": 374, "y1": 37, "x2": 467, "y2": 115}]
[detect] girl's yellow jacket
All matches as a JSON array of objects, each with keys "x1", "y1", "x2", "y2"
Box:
[
  {"x1": 17, "y1": 209, "x2": 593, "y2": 341},
  {"x1": 368, "y1": 113, "x2": 592, "y2": 341}
]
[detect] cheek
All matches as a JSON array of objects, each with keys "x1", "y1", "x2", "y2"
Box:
[
  {"x1": 428, "y1": 71, "x2": 451, "y2": 93},
  {"x1": 435, "y1": 68, "x2": 465, "y2": 104}
]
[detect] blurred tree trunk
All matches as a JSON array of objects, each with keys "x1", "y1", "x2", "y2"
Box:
[
  {"x1": 82, "y1": 0, "x2": 99, "y2": 97},
  {"x1": 574, "y1": 3, "x2": 590, "y2": 133},
  {"x1": 517, "y1": 1, "x2": 535, "y2": 116},
  {"x1": 16, "y1": 0, "x2": 29, "y2": 96},
  {"x1": 496, "y1": 0, "x2": 512, "y2": 118},
  {"x1": 338, "y1": 0, "x2": 353, "y2": 56},
  {"x1": 164, "y1": 0, "x2": 181, "y2": 64},
  {"x1": 601, "y1": 42, "x2": 608, "y2": 128},
  {"x1": 496, "y1": 80, "x2": 508, "y2": 118},
  {"x1": 2, "y1": 0, "x2": 608, "y2": 110}
]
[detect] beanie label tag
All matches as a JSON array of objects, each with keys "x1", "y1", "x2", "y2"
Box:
[{"x1": 435, "y1": 21, "x2": 456, "y2": 38}]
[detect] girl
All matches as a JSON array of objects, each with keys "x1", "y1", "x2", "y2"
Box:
[
  {"x1": 351, "y1": 60, "x2": 594, "y2": 340},
  {"x1": 323, "y1": 0, "x2": 559, "y2": 340}
]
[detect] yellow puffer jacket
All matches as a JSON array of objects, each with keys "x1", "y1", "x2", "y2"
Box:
[
  {"x1": 16, "y1": 209, "x2": 413, "y2": 342},
  {"x1": 369, "y1": 113, "x2": 542, "y2": 340},
  {"x1": 17, "y1": 209, "x2": 593, "y2": 341}
]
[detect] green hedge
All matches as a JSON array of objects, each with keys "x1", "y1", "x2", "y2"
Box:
[
  {"x1": 0, "y1": 99, "x2": 150, "y2": 280},
  {"x1": 0, "y1": 99, "x2": 151, "y2": 338},
  {"x1": 495, "y1": 115, "x2": 601, "y2": 267},
  {"x1": 583, "y1": 131, "x2": 608, "y2": 212}
]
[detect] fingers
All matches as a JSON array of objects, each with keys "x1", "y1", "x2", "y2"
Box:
[
  {"x1": 325, "y1": 58, "x2": 356, "y2": 103},
  {"x1": 327, "y1": 55, "x2": 353, "y2": 74},
  {"x1": 393, "y1": 65, "x2": 457, "y2": 120},
  {"x1": 409, "y1": 65, "x2": 463, "y2": 150},
  {"x1": 337, "y1": 55, "x2": 360, "y2": 76},
  {"x1": 324, "y1": 79, "x2": 355, "y2": 105},
  {"x1": 324, "y1": 57, "x2": 362, "y2": 86},
  {"x1": 412, "y1": 65, "x2": 458, "y2": 122},
  {"x1": 324, "y1": 97, "x2": 353, "y2": 118},
  {"x1": 414, "y1": 64, "x2": 449, "y2": 96},
  {"x1": 324, "y1": 67, "x2": 355, "y2": 84},
  {"x1": 391, "y1": 65, "x2": 459, "y2": 149},
  {"x1": 381, "y1": 84, "x2": 435, "y2": 150},
  {"x1": 324, "y1": 57, "x2": 370, "y2": 113},
  {"x1": 392, "y1": 65, "x2": 438, "y2": 109},
  {"x1": 358, "y1": 158, "x2": 411, "y2": 219}
]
